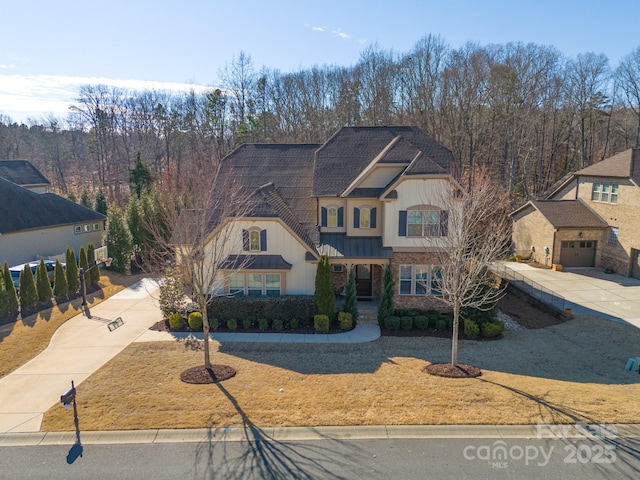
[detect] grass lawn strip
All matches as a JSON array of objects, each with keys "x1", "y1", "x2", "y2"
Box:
[{"x1": 41, "y1": 314, "x2": 640, "y2": 431}]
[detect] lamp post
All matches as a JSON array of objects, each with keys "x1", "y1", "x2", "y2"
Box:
[{"x1": 79, "y1": 258, "x2": 112, "y2": 318}]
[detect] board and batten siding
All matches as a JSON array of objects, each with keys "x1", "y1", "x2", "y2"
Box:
[
  {"x1": 208, "y1": 219, "x2": 316, "y2": 295},
  {"x1": 383, "y1": 178, "x2": 451, "y2": 249}
]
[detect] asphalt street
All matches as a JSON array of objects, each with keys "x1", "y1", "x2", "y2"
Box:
[{"x1": 2, "y1": 436, "x2": 639, "y2": 480}]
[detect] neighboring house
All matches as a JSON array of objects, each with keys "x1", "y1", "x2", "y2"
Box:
[
  {"x1": 0, "y1": 159, "x2": 51, "y2": 193},
  {"x1": 187, "y1": 126, "x2": 456, "y2": 310},
  {"x1": 0, "y1": 176, "x2": 106, "y2": 266},
  {"x1": 511, "y1": 148, "x2": 640, "y2": 279}
]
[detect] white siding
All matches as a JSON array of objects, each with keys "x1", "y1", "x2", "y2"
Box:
[
  {"x1": 383, "y1": 178, "x2": 451, "y2": 248},
  {"x1": 207, "y1": 219, "x2": 316, "y2": 295}
]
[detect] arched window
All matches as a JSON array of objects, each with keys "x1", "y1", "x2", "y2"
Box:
[
  {"x1": 249, "y1": 230, "x2": 260, "y2": 251},
  {"x1": 327, "y1": 207, "x2": 338, "y2": 228}
]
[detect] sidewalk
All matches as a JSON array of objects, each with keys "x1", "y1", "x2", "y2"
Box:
[
  {"x1": 0, "y1": 278, "x2": 162, "y2": 434},
  {"x1": 2, "y1": 423, "x2": 638, "y2": 446}
]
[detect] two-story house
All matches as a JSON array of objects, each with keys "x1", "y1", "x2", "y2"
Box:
[
  {"x1": 195, "y1": 126, "x2": 455, "y2": 309},
  {"x1": 511, "y1": 148, "x2": 640, "y2": 279}
]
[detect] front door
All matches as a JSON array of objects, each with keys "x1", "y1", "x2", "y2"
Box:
[{"x1": 355, "y1": 264, "x2": 372, "y2": 297}]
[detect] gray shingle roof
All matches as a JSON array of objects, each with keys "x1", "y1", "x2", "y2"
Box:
[
  {"x1": 214, "y1": 143, "x2": 321, "y2": 246},
  {"x1": 313, "y1": 126, "x2": 453, "y2": 196},
  {"x1": 530, "y1": 200, "x2": 608, "y2": 229},
  {"x1": 0, "y1": 160, "x2": 50, "y2": 186},
  {"x1": 0, "y1": 177, "x2": 105, "y2": 234}
]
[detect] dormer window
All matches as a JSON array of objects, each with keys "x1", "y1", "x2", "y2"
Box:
[
  {"x1": 321, "y1": 206, "x2": 344, "y2": 228},
  {"x1": 242, "y1": 228, "x2": 267, "y2": 252},
  {"x1": 353, "y1": 206, "x2": 376, "y2": 229}
]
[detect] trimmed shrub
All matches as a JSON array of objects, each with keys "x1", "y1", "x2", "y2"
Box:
[
  {"x1": 289, "y1": 318, "x2": 299, "y2": 330},
  {"x1": 188, "y1": 311, "x2": 203, "y2": 331},
  {"x1": 168, "y1": 313, "x2": 184, "y2": 330},
  {"x1": 3, "y1": 262, "x2": 19, "y2": 315},
  {"x1": 258, "y1": 318, "x2": 269, "y2": 331},
  {"x1": 426, "y1": 310, "x2": 440, "y2": 328},
  {"x1": 209, "y1": 317, "x2": 219, "y2": 331},
  {"x1": 242, "y1": 318, "x2": 252, "y2": 330},
  {"x1": 400, "y1": 316, "x2": 413, "y2": 331},
  {"x1": 227, "y1": 318, "x2": 238, "y2": 331},
  {"x1": 314, "y1": 256, "x2": 335, "y2": 320},
  {"x1": 338, "y1": 311, "x2": 353, "y2": 331},
  {"x1": 384, "y1": 316, "x2": 400, "y2": 330},
  {"x1": 208, "y1": 296, "x2": 314, "y2": 324},
  {"x1": 36, "y1": 258, "x2": 53, "y2": 302},
  {"x1": 435, "y1": 318, "x2": 447, "y2": 331},
  {"x1": 19, "y1": 265, "x2": 38, "y2": 311},
  {"x1": 377, "y1": 264, "x2": 395, "y2": 325},
  {"x1": 314, "y1": 314, "x2": 330, "y2": 333},
  {"x1": 272, "y1": 319, "x2": 284, "y2": 331},
  {"x1": 53, "y1": 260, "x2": 68, "y2": 298},
  {"x1": 463, "y1": 318, "x2": 480, "y2": 339},
  {"x1": 481, "y1": 320, "x2": 505, "y2": 338},
  {"x1": 65, "y1": 247, "x2": 80, "y2": 294},
  {"x1": 414, "y1": 315, "x2": 429, "y2": 330},
  {"x1": 343, "y1": 267, "x2": 358, "y2": 322}
]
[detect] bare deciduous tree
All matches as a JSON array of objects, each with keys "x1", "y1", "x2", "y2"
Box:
[
  {"x1": 429, "y1": 170, "x2": 512, "y2": 366},
  {"x1": 147, "y1": 169, "x2": 255, "y2": 371}
]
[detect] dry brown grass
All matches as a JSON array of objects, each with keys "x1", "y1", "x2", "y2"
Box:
[
  {"x1": 41, "y1": 315, "x2": 640, "y2": 431},
  {"x1": 0, "y1": 271, "x2": 146, "y2": 378}
]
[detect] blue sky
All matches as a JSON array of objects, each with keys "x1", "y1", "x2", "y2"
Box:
[{"x1": 1, "y1": 0, "x2": 639, "y2": 123}]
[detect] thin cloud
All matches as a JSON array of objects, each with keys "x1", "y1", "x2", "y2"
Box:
[
  {"x1": 0, "y1": 64, "x2": 15, "y2": 70},
  {"x1": 331, "y1": 28, "x2": 350, "y2": 40}
]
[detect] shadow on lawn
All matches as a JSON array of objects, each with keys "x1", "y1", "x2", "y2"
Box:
[
  {"x1": 217, "y1": 326, "x2": 640, "y2": 385},
  {"x1": 479, "y1": 377, "x2": 640, "y2": 478},
  {"x1": 192, "y1": 381, "x2": 373, "y2": 480}
]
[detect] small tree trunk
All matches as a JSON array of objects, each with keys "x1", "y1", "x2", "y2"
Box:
[
  {"x1": 201, "y1": 300, "x2": 211, "y2": 369},
  {"x1": 451, "y1": 302, "x2": 460, "y2": 366}
]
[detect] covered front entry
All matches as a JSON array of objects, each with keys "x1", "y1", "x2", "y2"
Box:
[
  {"x1": 631, "y1": 249, "x2": 640, "y2": 280},
  {"x1": 355, "y1": 264, "x2": 372, "y2": 297},
  {"x1": 559, "y1": 240, "x2": 596, "y2": 267}
]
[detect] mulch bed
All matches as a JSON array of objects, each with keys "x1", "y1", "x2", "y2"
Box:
[
  {"x1": 497, "y1": 290, "x2": 565, "y2": 329},
  {"x1": 150, "y1": 319, "x2": 348, "y2": 335},
  {"x1": 424, "y1": 363, "x2": 482, "y2": 378},
  {"x1": 180, "y1": 365, "x2": 237, "y2": 384}
]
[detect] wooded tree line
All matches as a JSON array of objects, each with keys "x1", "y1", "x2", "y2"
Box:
[{"x1": 2, "y1": 36, "x2": 640, "y2": 206}]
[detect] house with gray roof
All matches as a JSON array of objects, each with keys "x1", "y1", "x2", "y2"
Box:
[
  {"x1": 0, "y1": 176, "x2": 106, "y2": 266},
  {"x1": 0, "y1": 159, "x2": 50, "y2": 193},
  {"x1": 511, "y1": 148, "x2": 640, "y2": 278},
  {"x1": 190, "y1": 126, "x2": 456, "y2": 309}
]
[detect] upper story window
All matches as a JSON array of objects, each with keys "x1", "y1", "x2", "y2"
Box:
[
  {"x1": 353, "y1": 206, "x2": 377, "y2": 229},
  {"x1": 592, "y1": 182, "x2": 618, "y2": 204},
  {"x1": 242, "y1": 228, "x2": 267, "y2": 252},
  {"x1": 321, "y1": 206, "x2": 344, "y2": 228},
  {"x1": 399, "y1": 206, "x2": 448, "y2": 237}
]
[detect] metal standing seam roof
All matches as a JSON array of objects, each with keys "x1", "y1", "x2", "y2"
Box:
[
  {"x1": 317, "y1": 233, "x2": 393, "y2": 259},
  {"x1": 219, "y1": 254, "x2": 293, "y2": 270}
]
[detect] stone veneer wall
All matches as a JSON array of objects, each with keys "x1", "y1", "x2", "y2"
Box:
[{"x1": 389, "y1": 251, "x2": 449, "y2": 311}]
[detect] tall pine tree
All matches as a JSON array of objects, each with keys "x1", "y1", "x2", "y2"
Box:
[
  {"x1": 3, "y1": 262, "x2": 19, "y2": 315},
  {"x1": 105, "y1": 206, "x2": 132, "y2": 274},
  {"x1": 314, "y1": 255, "x2": 336, "y2": 320},
  {"x1": 53, "y1": 259, "x2": 68, "y2": 297},
  {"x1": 65, "y1": 247, "x2": 80, "y2": 294},
  {"x1": 94, "y1": 188, "x2": 108, "y2": 215},
  {"x1": 36, "y1": 258, "x2": 53, "y2": 302},
  {"x1": 19, "y1": 265, "x2": 38, "y2": 312}
]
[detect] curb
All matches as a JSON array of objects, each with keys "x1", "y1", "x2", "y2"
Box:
[{"x1": 2, "y1": 424, "x2": 638, "y2": 447}]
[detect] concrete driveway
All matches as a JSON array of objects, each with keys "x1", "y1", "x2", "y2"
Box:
[
  {"x1": 0, "y1": 278, "x2": 161, "y2": 434},
  {"x1": 502, "y1": 262, "x2": 640, "y2": 328}
]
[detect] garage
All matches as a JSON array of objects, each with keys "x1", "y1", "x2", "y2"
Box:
[{"x1": 559, "y1": 240, "x2": 597, "y2": 267}]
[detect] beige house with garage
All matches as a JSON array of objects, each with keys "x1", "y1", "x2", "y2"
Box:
[{"x1": 512, "y1": 148, "x2": 640, "y2": 279}]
